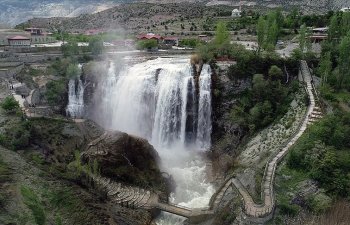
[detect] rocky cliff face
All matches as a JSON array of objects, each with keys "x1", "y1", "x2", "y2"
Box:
[{"x1": 210, "y1": 64, "x2": 252, "y2": 176}]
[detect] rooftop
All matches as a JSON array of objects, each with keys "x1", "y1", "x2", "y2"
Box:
[
  {"x1": 8, "y1": 35, "x2": 30, "y2": 40},
  {"x1": 137, "y1": 33, "x2": 162, "y2": 40}
]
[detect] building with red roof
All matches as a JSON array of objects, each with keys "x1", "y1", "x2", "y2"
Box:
[
  {"x1": 137, "y1": 33, "x2": 163, "y2": 42},
  {"x1": 7, "y1": 36, "x2": 31, "y2": 47}
]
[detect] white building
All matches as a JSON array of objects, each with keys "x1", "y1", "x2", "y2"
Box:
[
  {"x1": 232, "y1": 9, "x2": 241, "y2": 18},
  {"x1": 341, "y1": 7, "x2": 350, "y2": 12},
  {"x1": 7, "y1": 36, "x2": 31, "y2": 47}
]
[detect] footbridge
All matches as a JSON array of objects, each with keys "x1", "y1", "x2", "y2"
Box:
[
  {"x1": 91, "y1": 174, "x2": 223, "y2": 223},
  {"x1": 89, "y1": 60, "x2": 322, "y2": 223}
]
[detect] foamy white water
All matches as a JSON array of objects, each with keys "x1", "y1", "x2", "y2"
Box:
[
  {"x1": 66, "y1": 64, "x2": 85, "y2": 118},
  {"x1": 96, "y1": 56, "x2": 214, "y2": 224}
]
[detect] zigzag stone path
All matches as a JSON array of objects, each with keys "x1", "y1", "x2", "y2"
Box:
[{"x1": 230, "y1": 60, "x2": 322, "y2": 220}]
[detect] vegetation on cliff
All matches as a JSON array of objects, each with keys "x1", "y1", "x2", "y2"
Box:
[{"x1": 273, "y1": 11, "x2": 350, "y2": 223}]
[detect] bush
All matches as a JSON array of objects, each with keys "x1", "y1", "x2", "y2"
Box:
[
  {"x1": 307, "y1": 192, "x2": 332, "y2": 213},
  {"x1": 89, "y1": 37, "x2": 104, "y2": 55},
  {"x1": 45, "y1": 80, "x2": 67, "y2": 106},
  {"x1": 279, "y1": 201, "x2": 300, "y2": 216},
  {"x1": 136, "y1": 39, "x2": 158, "y2": 50},
  {"x1": 287, "y1": 113, "x2": 350, "y2": 197},
  {"x1": 179, "y1": 38, "x2": 202, "y2": 48},
  {"x1": 66, "y1": 64, "x2": 80, "y2": 79},
  {"x1": 2, "y1": 121, "x2": 31, "y2": 150},
  {"x1": 61, "y1": 41, "x2": 79, "y2": 57},
  {"x1": 1, "y1": 96, "x2": 19, "y2": 113}
]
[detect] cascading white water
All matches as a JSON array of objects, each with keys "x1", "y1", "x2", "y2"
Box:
[
  {"x1": 66, "y1": 64, "x2": 85, "y2": 118},
  {"x1": 197, "y1": 64, "x2": 212, "y2": 150},
  {"x1": 97, "y1": 56, "x2": 214, "y2": 224}
]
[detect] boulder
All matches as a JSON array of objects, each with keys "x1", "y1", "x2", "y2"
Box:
[{"x1": 82, "y1": 131, "x2": 167, "y2": 191}]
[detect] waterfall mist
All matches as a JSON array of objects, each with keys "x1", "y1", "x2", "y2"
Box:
[{"x1": 92, "y1": 56, "x2": 214, "y2": 224}]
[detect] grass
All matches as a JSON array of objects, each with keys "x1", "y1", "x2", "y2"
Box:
[
  {"x1": 20, "y1": 186, "x2": 46, "y2": 225},
  {"x1": 0, "y1": 155, "x2": 11, "y2": 208}
]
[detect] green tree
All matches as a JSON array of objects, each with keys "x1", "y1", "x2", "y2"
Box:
[
  {"x1": 45, "y1": 80, "x2": 67, "y2": 105},
  {"x1": 341, "y1": 12, "x2": 350, "y2": 36},
  {"x1": 137, "y1": 39, "x2": 158, "y2": 50},
  {"x1": 265, "y1": 10, "x2": 282, "y2": 48},
  {"x1": 252, "y1": 74, "x2": 268, "y2": 100},
  {"x1": 318, "y1": 51, "x2": 332, "y2": 86},
  {"x1": 66, "y1": 64, "x2": 80, "y2": 79},
  {"x1": 257, "y1": 16, "x2": 266, "y2": 53},
  {"x1": 338, "y1": 33, "x2": 350, "y2": 88},
  {"x1": 328, "y1": 15, "x2": 340, "y2": 43},
  {"x1": 299, "y1": 24, "x2": 308, "y2": 53},
  {"x1": 268, "y1": 65, "x2": 284, "y2": 81},
  {"x1": 214, "y1": 22, "x2": 230, "y2": 45},
  {"x1": 61, "y1": 40, "x2": 79, "y2": 57},
  {"x1": 89, "y1": 37, "x2": 104, "y2": 55},
  {"x1": 1, "y1": 96, "x2": 19, "y2": 113}
]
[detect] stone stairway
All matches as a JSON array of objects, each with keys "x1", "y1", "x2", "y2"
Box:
[
  {"x1": 92, "y1": 175, "x2": 154, "y2": 209},
  {"x1": 228, "y1": 60, "x2": 320, "y2": 221}
]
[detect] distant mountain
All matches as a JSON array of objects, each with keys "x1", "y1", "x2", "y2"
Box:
[{"x1": 0, "y1": 0, "x2": 137, "y2": 27}]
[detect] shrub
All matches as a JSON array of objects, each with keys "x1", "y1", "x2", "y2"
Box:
[
  {"x1": 179, "y1": 38, "x2": 202, "y2": 48},
  {"x1": 307, "y1": 192, "x2": 332, "y2": 213},
  {"x1": 279, "y1": 201, "x2": 300, "y2": 216},
  {"x1": 136, "y1": 39, "x2": 158, "y2": 50},
  {"x1": 89, "y1": 37, "x2": 104, "y2": 55},
  {"x1": 1, "y1": 96, "x2": 19, "y2": 113},
  {"x1": 45, "y1": 80, "x2": 67, "y2": 106}
]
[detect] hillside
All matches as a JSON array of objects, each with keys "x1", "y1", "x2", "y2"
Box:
[{"x1": 17, "y1": 0, "x2": 350, "y2": 33}]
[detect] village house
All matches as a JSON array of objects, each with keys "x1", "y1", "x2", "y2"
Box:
[
  {"x1": 24, "y1": 27, "x2": 56, "y2": 44},
  {"x1": 163, "y1": 37, "x2": 179, "y2": 46},
  {"x1": 310, "y1": 27, "x2": 328, "y2": 43},
  {"x1": 137, "y1": 33, "x2": 163, "y2": 43},
  {"x1": 231, "y1": 9, "x2": 241, "y2": 18},
  {"x1": 7, "y1": 36, "x2": 31, "y2": 47}
]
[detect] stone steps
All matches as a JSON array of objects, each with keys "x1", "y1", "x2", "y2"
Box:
[{"x1": 230, "y1": 60, "x2": 319, "y2": 220}]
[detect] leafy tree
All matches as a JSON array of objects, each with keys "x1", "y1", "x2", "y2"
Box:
[
  {"x1": 61, "y1": 40, "x2": 79, "y2": 57},
  {"x1": 1, "y1": 96, "x2": 19, "y2": 113},
  {"x1": 299, "y1": 24, "x2": 308, "y2": 53},
  {"x1": 137, "y1": 39, "x2": 158, "y2": 50},
  {"x1": 66, "y1": 64, "x2": 80, "y2": 79},
  {"x1": 214, "y1": 22, "x2": 230, "y2": 45},
  {"x1": 328, "y1": 14, "x2": 340, "y2": 43},
  {"x1": 89, "y1": 37, "x2": 104, "y2": 55},
  {"x1": 45, "y1": 80, "x2": 67, "y2": 105},
  {"x1": 267, "y1": 20, "x2": 279, "y2": 48},
  {"x1": 252, "y1": 74, "x2": 268, "y2": 100},
  {"x1": 338, "y1": 33, "x2": 350, "y2": 89},
  {"x1": 341, "y1": 12, "x2": 350, "y2": 36},
  {"x1": 257, "y1": 16, "x2": 266, "y2": 53},
  {"x1": 318, "y1": 51, "x2": 332, "y2": 86},
  {"x1": 268, "y1": 65, "x2": 284, "y2": 81}
]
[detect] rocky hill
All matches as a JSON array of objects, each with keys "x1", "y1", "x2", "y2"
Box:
[{"x1": 17, "y1": 0, "x2": 350, "y2": 33}]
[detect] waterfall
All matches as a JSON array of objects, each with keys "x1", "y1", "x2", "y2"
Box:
[
  {"x1": 197, "y1": 64, "x2": 212, "y2": 149},
  {"x1": 66, "y1": 64, "x2": 85, "y2": 118},
  {"x1": 95, "y1": 57, "x2": 214, "y2": 224}
]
